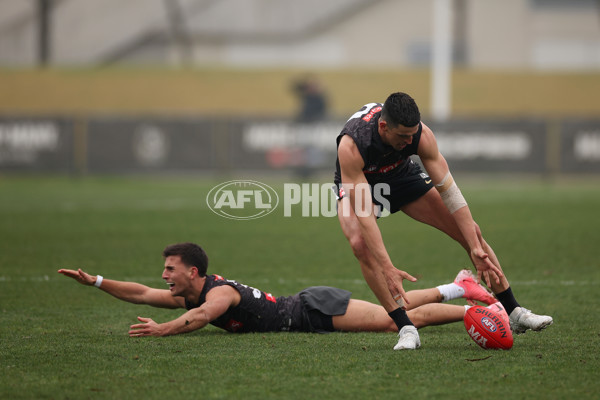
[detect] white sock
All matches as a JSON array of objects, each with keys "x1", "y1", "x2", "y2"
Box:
[{"x1": 436, "y1": 283, "x2": 465, "y2": 302}]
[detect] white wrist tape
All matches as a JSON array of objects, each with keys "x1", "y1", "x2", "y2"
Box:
[{"x1": 94, "y1": 275, "x2": 104, "y2": 288}]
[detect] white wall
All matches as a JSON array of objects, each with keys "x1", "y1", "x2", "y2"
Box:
[{"x1": 1, "y1": 0, "x2": 599, "y2": 70}]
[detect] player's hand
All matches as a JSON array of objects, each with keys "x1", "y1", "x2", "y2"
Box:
[
  {"x1": 57, "y1": 268, "x2": 96, "y2": 286},
  {"x1": 470, "y1": 248, "x2": 503, "y2": 287},
  {"x1": 129, "y1": 317, "x2": 163, "y2": 337},
  {"x1": 384, "y1": 267, "x2": 417, "y2": 309}
]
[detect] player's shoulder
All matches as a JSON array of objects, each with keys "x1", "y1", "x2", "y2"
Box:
[
  {"x1": 337, "y1": 135, "x2": 363, "y2": 165},
  {"x1": 340, "y1": 103, "x2": 381, "y2": 144},
  {"x1": 416, "y1": 121, "x2": 441, "y2": 158},
  {"x1": 205, "y1": 280, "x2": 242, "y2": 307},
  {"x1": 420, "y1": 121, "x2": 434, "y2": 135},
  {"x1": 344, "y1": 102, "x2": 383, "y2": 129},
  {"x1": 206, "y1": 283, "x2": 237, "y2": 296},
  {"x1": 417, "y1": 122, "x2": 433, "y2": 143}
]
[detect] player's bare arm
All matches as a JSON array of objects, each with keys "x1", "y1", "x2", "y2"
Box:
[
  {"x1": 57, "y1": 268, "x2": 183, "y2": 309},
  {"x1": 337, "y1": 135, "x2": 416, "y2": 305},
  {"x1": 417, "y1": 124, "x2": 502, "y2": 285},
  {"x1": 129, "y1": 285, "x2": 241, "y2": 337}
]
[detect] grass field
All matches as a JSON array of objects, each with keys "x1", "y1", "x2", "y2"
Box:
[{"x1": 1, "y1": 175, "x2": 599, "y2": 399}]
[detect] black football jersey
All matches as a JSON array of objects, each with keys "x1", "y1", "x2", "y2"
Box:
[
  {"x1": 334, "y1": 102, "x2": 423, "y2": 185},
  {"x1": 185, "y1": 274, "x2": 304, "y2": 333}
]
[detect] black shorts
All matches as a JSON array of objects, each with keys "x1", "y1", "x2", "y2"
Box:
[
  {"x1": 299, "y1": 286, "x2": 351, "y2": 333},
  {"x1": 334, "y1": 161, "x2": 434, "y2": 216},
  {"x1": 373, "y1": 170, "x2": 434, "y2": 214}
]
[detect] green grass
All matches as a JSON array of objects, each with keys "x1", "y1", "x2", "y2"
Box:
[{"x1": 1, "y1": 175, "x2": 599, "y2": 399}]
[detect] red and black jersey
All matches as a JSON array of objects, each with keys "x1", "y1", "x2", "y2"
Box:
[
  {"x1": 334, "y1": 102, "x2": 423, "y2": 185},
  {"x1": 185, "y1": 274, "x2": 304, "y2": 333}
]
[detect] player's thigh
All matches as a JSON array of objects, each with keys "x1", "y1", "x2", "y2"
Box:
[
  {"x1": 332, "y1": 299, "x2": 396, "y2": 332},
  {"x1": 400, "y1": 187, "x2": 465, "y2": 244}
]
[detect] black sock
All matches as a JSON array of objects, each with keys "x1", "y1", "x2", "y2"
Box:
[
  {"x1": 495, "y1": 287, "x2": 520, "y2": 315},
  {"x1": 388, "y1": 308, "x2": 414, "y2": 330}
]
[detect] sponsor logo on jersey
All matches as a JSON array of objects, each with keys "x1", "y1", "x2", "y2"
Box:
[
  {"x1": 225, "y1": 319, "x2": 244, "y2": 332},
  {"x1": 364, "y1": 160, "x2": 403, "y2": 174},
  {"x1": 362, "y1": 106, "x2": 382, "y2": 122},
  {"x1": 265, "y1": 293, "x2": 276, "y2": 303}
]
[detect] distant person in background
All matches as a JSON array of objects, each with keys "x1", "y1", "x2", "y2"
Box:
[
  {"x1": 292, "y1": 74, "x2": 328, "y2": 123},
  {"x1": 287, "y1": 74, "x2": 329, "y2": 177},
  {"x1": 58, "y1": 242, "x2": 503, "y2": 338},
  {"x1": 334, "y1": 92, "x2": 553, "y2": 350}
]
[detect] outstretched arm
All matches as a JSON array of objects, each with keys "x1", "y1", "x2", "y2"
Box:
[
  {"x1": 338, "y1": 135, "x2": 416, "y2": 307},
  {"x1": 128, "y1": 285, "x2": 240, "y2": 337},
  {"x1": 417, "y1": 123, "x2": 503, "y2": 286},
  {"x1": 57, "y1": 268, "x2": 182, "y2": 309}
]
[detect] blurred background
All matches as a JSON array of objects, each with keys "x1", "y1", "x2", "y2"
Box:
[{"x1": 1, "y1": 0, "x2": 599, "y2": 178}]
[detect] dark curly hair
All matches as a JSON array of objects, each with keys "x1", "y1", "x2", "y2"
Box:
[
  {"x1": 162, "y1": 242, "x2": 209, "y2": 277},
  {"x1": 380, "y1": 92, "x2": 421, "y2": 128}
]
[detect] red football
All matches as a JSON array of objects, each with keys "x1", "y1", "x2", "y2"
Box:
[{"x1": 464, "y1": 306, "x2": 513, "y2": 350}]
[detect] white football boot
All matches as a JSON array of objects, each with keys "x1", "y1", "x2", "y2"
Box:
[
  {"x1": 393, "y1": 325, "x2": 421, "y2": 350},
  {"x1": 509, "y1": 307, "x2": 553, "y2": 334}
]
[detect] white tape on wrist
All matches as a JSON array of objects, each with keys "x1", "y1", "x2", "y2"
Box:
[{"x1": 94, "y1": 275, "x2": 103, "y2": 288}]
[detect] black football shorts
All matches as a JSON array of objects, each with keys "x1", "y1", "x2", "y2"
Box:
[{"x1": 299, "y1": 286, "x2": 352, "y2": 333}]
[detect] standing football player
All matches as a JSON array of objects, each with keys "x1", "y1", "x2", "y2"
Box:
[{"x1": 334, "y1": 92, "x2": 553, "y2": 350}]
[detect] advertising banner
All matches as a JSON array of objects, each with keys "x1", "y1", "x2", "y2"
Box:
[
  {"x1": 86, "y1": 117, "x2": 214, "y2": 173},
  {"x1": 0, "y1": 117, "x2": 74, "y2": 172},
  {"x1": 0, "y1": 116, "x2": 598, "y2": 176},
  {"x1": 560, "y1": 120, "x2": 600, "y2": 173},
  {"x1": 426, "y1": 119, "x2": 548, "y2": 173}
]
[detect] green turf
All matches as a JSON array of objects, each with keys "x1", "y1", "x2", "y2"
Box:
[{"x1": 0, "y1": 175, "x2": 599, "y2": 399}]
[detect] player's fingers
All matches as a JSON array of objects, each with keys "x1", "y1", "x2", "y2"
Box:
[
  {"x1": 491, "y1": 269, "x2": 501, "y2": 285},
  {"x1": 477, "y1": 269, "x2": 483, "y2": 284},
  {"x1": 483, "y1": 271, "x2": 492, "y2": 288},
  {"x1": 484, "y1": 260, "x2": 503, "y2": 284},
  {"x1": 393, "y1": 285, "x2": 410, "y2": 307},
  {"x1": 400, "y1": 288, "x2": 411, "y2": 306},
  {"x1": 491, "y1": 263, "x2": 504, "y2": 280},
  {"x1": 392, "y1": 292, "x2": 405, "y2": 308},
  {"x1": 401, "y1": 271, "x2": 417, "y2": 282},
  {"x1": 77, "y1": 270, "x2": 89, "y2": 283}
]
